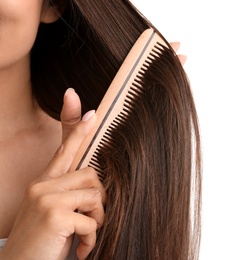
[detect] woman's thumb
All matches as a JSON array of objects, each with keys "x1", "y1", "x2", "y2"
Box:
[{"x1": 60, "y1": 88, "x2": 82, "y2": 142}]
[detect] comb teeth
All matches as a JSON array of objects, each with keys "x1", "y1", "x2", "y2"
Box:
[
  {"x1": 85, "y1": 82, "x2": 143, "y2": 177},
  {"x1": 69, "y1": 28, "x2": 168, "y2": 173},
  {"x1": 87, "y1": 111, "x2": 131, "y2": 180}
]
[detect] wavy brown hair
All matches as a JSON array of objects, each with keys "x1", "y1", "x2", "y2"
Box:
[{"x1": 32, "y1": 0, "x2": 202, "y2": 259}]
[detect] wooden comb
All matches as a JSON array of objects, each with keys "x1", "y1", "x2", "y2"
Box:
[{"x1": 69, "y1": 28, "x2": 168, "y2": 173}]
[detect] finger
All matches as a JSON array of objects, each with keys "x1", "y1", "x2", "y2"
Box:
[
  {"x1": 45, "y1": 189, "x2": 105, "y2": 226},
  {"x1": 61, "y1": 88, "x2": 82, "y2": 143},
  {"x1": 76, "y1": 189, "x2": 105, "y2": 227},
  {"x1": 169, "y1": 42, "x2": 187, "y2": 66},
  {"x1": 64, "y1": 210, "x2": 98, "y2": 235},
  {"x1": 76, "y1": 232, "x2": 96, "y2": 260},
  {"x1": 44, "y1": 112, "x2": 97, "y2": 178},
  {"x1": 177, "y1": 54, "x2": 187, "y2": 65},
  {"x1": 169, "y1": 41, "x2": 180, "y2": 53},
  {"x1": 53, "y1": 168, "x2": 106, "y2": 204}
]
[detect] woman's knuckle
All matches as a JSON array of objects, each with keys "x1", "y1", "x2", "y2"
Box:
[
  {"x1": 87, "y1": 168, "x2": 100, "y2": 184},
  {"x1": 36, "y1": 194, "x2": 52, "y2": 211},
  {"x1": 91, "y1": 187, "x2": 101, "y2": 200},
  {"x1": 88, "y1": 218, "x2": 97, "y2": 233},
  {"x1": 25, "y1": 182, "x2": 43, "y2": 200},
  {"x1": 91, "y1": 190, "x2": 104, "y2": 214}
]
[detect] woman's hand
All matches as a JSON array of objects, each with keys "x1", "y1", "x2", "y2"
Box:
[
  {"x1": 170, "y1": 41, "x2": 187, "y2": 65},
  {"x1": 0, "y1": 89, "x2": 105, "y2": 260}
]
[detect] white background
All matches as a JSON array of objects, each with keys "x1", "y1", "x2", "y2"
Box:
[{"x1": 132, "y1": 1, "x2": 245, "y2": 259}]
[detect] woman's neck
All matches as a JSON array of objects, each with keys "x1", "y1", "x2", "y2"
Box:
[{"x1": 0, "y1": 55, "x2": 41, "y2": 140}]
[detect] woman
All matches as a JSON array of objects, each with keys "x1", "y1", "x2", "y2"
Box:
[{"x1": 0, "y1": 0, "x2": 201, "y2": 259}]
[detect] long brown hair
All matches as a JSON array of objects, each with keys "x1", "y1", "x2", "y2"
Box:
[{"x1": 32, "y1": 0, "x2": 202, "y2": 259}]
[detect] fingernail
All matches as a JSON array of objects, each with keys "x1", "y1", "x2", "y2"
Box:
[
  {"x1": 65, "y1": 88, "x2": 75, "y2": 96},
  {"x1": 82, "y1": 110, "x2": 95, "y2": 121}
]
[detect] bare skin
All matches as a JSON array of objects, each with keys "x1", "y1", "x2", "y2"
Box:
[
  {"x1": 0, "y1": 1, "x2": 106, "y2": 259},
  {"x1": 0, "y1": 106, "x2": 62, "y2": 239},
  {"x1": 0, "y1": 0, "x2": 61, "y2": 241},
  {"x1": 0, "y1": 87, "x2": 106, "y2": 259}
]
